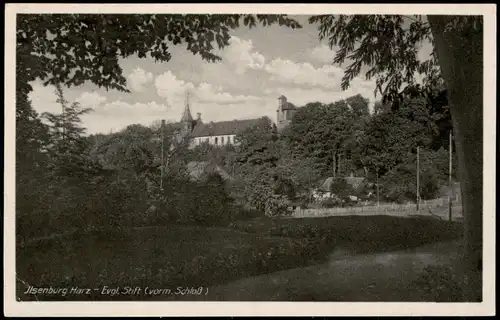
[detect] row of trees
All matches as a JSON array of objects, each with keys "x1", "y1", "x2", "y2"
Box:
[{"x1": 188, "y1": 89, "x2": 456, "y2": 211}]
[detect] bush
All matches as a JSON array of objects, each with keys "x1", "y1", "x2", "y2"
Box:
[
  {"x1": 85, "y1": 172, "x2": 151, "y2": 229},
  {"x1": 155, "y1": 172, "x2": 235, "y2": 227},
  {"x1": 17, "y1": 168, "x2": 155, "y2": 244},
  {"x1": 329, "y1": 177, "x2": 353, "y2": 199},
  {"x1": 320, "y1": 198, "x2": 338, "y2": 208},
  {"x1": 265, "y1": 194, "x2": 292, "y2": 217}
]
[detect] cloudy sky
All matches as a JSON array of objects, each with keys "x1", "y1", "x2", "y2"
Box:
[{"x1": 28, "y1": 15, "x2": 431, "y2": 135}]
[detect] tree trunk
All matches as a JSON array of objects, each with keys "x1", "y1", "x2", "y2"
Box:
[{"x1": 428, "y1": 16, "x2": 483, "y2": 302}]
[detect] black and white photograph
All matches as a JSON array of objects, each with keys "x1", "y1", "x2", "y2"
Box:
[{"x1": 4, "y1": 3, "x2": 496, "y2": 317}]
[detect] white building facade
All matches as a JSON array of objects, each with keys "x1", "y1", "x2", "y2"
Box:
[{"x1": 166, "y1": 93, "x2": 297, "y2": 149}]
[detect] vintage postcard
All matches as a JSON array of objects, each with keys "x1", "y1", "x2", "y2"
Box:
[{"x1": 4, "y1": 3, "x2": 496, "y2": 317}]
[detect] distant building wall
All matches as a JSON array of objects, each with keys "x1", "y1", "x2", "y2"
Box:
[{"x1": 190, "y1": 134, "x2": 239, "y2": 148}]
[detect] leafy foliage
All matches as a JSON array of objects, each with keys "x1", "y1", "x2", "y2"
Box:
[
  {"x1": 229, "y1": 117, "x2": 298, "y2": 216},
  {"x1": 88, "y1": 124, "x2": 156, "y2": 172},
  {"x1": 278, "y1": 91, "x2": 455, "y2": 204},
  {"x1": 346, "y1": 94, "x2": 370, "y2": 118},
  {"x1": 17, "y1": 14, "x2": 301, "y2": 92},
  {"x1": 42, "y1": 84, "x2": 96, "y2": 178},
  {"x1": 329, "y1": 178, "x2": 353, "y2": 200},
  {"x1": 308, "y1": 15, "x2": 442, "y2": 105},
  {"x1": 282, "y1": 100, "x2": 358, "y2": 177},
  {"x1": 380, "y1": 147, "x2": 452, "y2": 203}
]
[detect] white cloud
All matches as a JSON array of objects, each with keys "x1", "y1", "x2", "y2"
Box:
[
  {"x1": 155, "y1": 70, "x2": 262, "y2": 106},
  {"x1": 264, "y1": 58, "x2": 345, "y2": 90},
  {"x1": 151, "y1": 69, "x2": 275, "y2": 125},
  {"x1": 76, "y1": 91, "x2": 107, "y2": 109},
  {"x1": 308, "y1": 44, "x2": 335, "y2": 64},
  {"x1": 28, "y1": 82, "x2": 60, "y2": 115},
  {"x1": 155, "y1": 70, "x2": 196, "y2": 107},
  {"x1": 82, "y1": 100, "x2": 173, "y2": 134},
  {"x1": 95, "y1": 100, "x2": 169, "y2": 116},
  {"x1": 195, "y1": 82, "x2": 261, "y2": 104},
  {"x1": 127, "y1": 67, "x2": 154, "y2": 92},
  {"x1": 267, "y1": 78, "x2": 377, "y2": 113},
  {"x1": 29, "y1": 82, "x2": 109, "y2": 117},
  {"x1": 221, "y1": 36, "x2": 266, "y2": 74}
]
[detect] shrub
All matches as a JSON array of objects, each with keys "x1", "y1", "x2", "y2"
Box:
[
  {"x1": 329, "y1": 177, "x2": 353, "y2": 199},
  {"x1": 265, "y1": 194, "x2": 292, "y2": 217},
  {"x1": 155, "y1": 171, "x2": 235, "y2": 227},
  {"x1": 320, "y1": 198, "x2": 338, "y2": 208}
]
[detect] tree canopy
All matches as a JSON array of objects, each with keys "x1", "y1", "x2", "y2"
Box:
[
  {"x1": 309, "y1": 15, "x2": 481, "y2": 104},
  {"x1": 17, "y1": 14, "x2": 301, "y2": 92}
]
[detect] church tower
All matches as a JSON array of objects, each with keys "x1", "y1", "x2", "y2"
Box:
[
  {"x1": 277, "y1": 95, "x2": 295, "y2": 132},
  {"x1": 180, "y1": 91, "x2": 194, "y2": 137}
]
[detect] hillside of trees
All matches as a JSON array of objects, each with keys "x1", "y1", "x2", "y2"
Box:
[{"x1": 17, "y1": 81, "x2": 457, "y2": 243}]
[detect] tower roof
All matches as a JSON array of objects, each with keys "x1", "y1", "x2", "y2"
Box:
[
  {"x1": 180, "y1": 92, "x2": 194, "y2": 122},
  {"x1": 181, "y1": 104, "x2": 194, "y2": 122}
]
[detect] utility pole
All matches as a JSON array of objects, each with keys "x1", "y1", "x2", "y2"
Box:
[
  {"x1": 160, "y1": 119, "x2": 165, "y2": 191},
  {"x1": 338, "y1": 152, "x2": 342, "y2": 177},
  {"x1": 448, "y1": 130, "x2": 453, "y2": 221},
  {"x1": 333, "y1": 151, "x2": 336, "y2": 178},
  {"x1": 376, "y1": 167, "x2": 380, "y2": 210},
  {"x1": 61, "y1": 97, "x2": 66, "y2": 142},
  {"x1": 416, "y1": 146, "x2": 420, "y2": 212}
]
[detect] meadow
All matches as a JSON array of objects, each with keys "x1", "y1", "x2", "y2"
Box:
[{"x1": 16, "y1": 215, "x2": 462, "y2": 301}]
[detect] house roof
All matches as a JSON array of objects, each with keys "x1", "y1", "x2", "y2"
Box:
[
  {"x1": 191, "y1": 118, "x2": 263, "y2": 137},
  {"x1": 345, "y1": 176, "x2": 366, "y2": 189},
  {"x1": 319, "y1": 176, "x2": 366, "y2": 192}
]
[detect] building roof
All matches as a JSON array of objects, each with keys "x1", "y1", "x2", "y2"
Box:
[
  {"x1": 319, "y1": 176, "x2": 366, "y2": 192},
  {"x1": 191, "y1": 118, "x2": 263, "y2": 137}
]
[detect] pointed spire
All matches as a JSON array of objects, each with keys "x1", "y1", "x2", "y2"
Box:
[{"x1": 180, "y1": 91, "x2": 193, "y2": 122}]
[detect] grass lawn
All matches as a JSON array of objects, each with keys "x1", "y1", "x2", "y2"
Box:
[
  {"x1": 16, "y1": 225, "x2": 320, "y2": 301},
  {"x1": 16, "y1": 215, "x2": 462, "y2": 301},
  {"x1": 228, "y1": 215, "x2": 463, "y2": 254}
]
